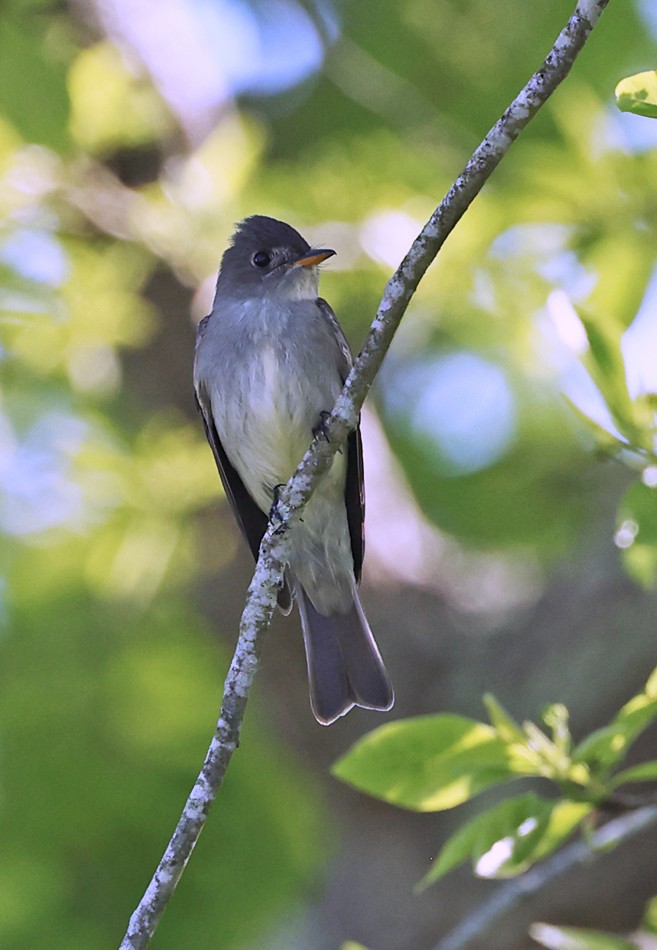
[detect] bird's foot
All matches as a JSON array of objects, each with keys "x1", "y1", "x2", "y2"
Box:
[
  {"x1": 268, "y1": 483, "x2": 286, "y2": 527},
  {"x1": 313, "y1": 410, "x2": 332, "y2": 443}
]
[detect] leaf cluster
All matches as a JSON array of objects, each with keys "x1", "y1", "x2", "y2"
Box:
[{"x1": 333, "y1": 666, "x2": 657, "y2": 888}]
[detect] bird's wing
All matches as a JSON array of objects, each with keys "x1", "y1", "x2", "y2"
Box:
[
  {"x1": 346, "y1": 426, "x2": 365, "y2": 583},
  {"x1": 195, "y1": 380, "x2": 293, "y2": 614},
  {"x1": 195, "y1": 382, "x2": 268, "y2": 564},
  {"x1": 317, "y1": 296, "x2": 353, "y2": 377},
  {"x1": 317, "y1": 298, "x2": 365, "y2": 583}
]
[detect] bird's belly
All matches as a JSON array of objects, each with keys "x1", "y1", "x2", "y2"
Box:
[{"x1": 217, "y1": 347, "x2": 342, "y2": 514}]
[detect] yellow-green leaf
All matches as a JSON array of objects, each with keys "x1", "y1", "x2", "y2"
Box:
[
  {"x1": 615, "y1": 70, "x2": 657, "y2": 120},
  {"x1": 332, "y1": 715, "x2": 516, "y2": 812}
]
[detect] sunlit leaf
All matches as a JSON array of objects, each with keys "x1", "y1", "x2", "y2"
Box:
[
  {"x1": 529, "y1": 799, "x2": 593, "y2": 861},
  {"x1": 615, "y1": 70, "x2": 657, "y2": 120},
  {"x1": 646, "y1": 665, "x2": 657, "y2": 700},
  {"x1": 616, "y1": 692, "x2": 657, "y2": 740},
  {"x1": 574, "y1": 668, "x2": 657, "y2": 772},
  {"x1": 332, "y1": 715, "x2": 518, "y2": 811},
  {"x1": 68, "y1": 43, "x2": 172, "y2": 152},
  {"x1": 530, "y1": 922, "x2": 636, "y2": 950}
]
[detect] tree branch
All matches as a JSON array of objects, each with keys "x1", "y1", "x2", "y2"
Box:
[
  {"x1": 430, "y1": 806, "x2": 657, "y2": 950},
  {"x1": 118, "y1": 2, "x2": 611, "y2": 946}
]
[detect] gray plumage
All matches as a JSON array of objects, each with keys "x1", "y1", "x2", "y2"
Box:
[{"x1": 194, "y1": 215, "x2": 393, "y2": 725}]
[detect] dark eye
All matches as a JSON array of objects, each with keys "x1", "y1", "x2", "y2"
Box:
[{"x1": 252, "y1": 250, "x2": 271, "y2": 268}]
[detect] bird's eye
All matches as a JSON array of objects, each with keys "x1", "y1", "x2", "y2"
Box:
[{"x1": 252, "y1": 250, "x2": 271, "y2": 268}]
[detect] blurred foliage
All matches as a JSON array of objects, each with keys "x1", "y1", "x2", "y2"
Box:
[
  {"x1": 0, "y1": 594, "x2": 324, "y2": 949},
  {"x1": 530, "y1": 922, "x2": 637, "y2": 950},
  {"x1": 1, "y1": 0, "x2": 657, "y2": 946},
  {"x1": 530, "y1": 892, "x2": 657, "y2": 948},
  {"x1": 334, "y1": 666, "x2": 657, "y2": 888}
]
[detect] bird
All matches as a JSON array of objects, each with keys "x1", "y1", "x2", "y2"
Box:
[{"x1": 193, "y1": 215, "x2": 393, "y2": 725}]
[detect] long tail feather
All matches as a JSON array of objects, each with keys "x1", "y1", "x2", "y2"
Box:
[{"x1": 297, "y1": 585, "x2": 394, "y2": 726}]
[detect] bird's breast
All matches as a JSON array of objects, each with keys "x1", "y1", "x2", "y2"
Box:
[{"x1": 217, "y1": 343, "x2": 343, "y2": 513}]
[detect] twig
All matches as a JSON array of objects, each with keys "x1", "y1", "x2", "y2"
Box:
[
  {"x1": 118, "y1": 2, "x2": 611, "y2": 946},
  {"x1": 431, "y1": 806, "x2": 657, "y2": 950}
]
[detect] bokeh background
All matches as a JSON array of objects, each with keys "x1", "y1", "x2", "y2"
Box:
[{"x1": 2, "y1": 0, "x2": 657, "y2": 948}]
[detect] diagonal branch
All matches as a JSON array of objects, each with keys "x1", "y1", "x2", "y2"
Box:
[
  {"x1": 430, "y1": 805, "x2": 657, "y2": 950},
  {"x1": 118, "y1": 2, "x2": 611, "y2": 946}
]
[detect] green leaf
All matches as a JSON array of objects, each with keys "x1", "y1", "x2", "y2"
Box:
[
  {"x1": 615, "y1": 70, "x2": 657, "y2": 120},
  {"x1": 646, "y1": 665, "x2": 657, "y2": 699},
  {"x1": 0, "y1": 13, "x2": 70, "y2": 150},
  {"x1": 484, "y1": 694, "x2": 526, "y2": 744},
  {"x1": 575, "y1": 308, "x2": 649, "y2": 448},
  {"x1": 530, "y1": 922, "x2": 636, "y2": 950},
  {"x1": 615, "y1": 692, "x2": 657, "y2": 744},
  {"x1": 617, "y1": 483, "x2": 657, "y2": 589},
  {"x1": 421, "y1": 793, "x2": 551, "y2": 886},
  {"x1": 561, "y1": 395, "x2": 627, "y2": 454},
  {"x1": 421, "y1": 794, "x2": 592, "y2": 888},
  {"x1": 609, "y1": 761, "x2": 657, "y2": 790},
  {"x1": 574, "y1": 726, "x2": 629, "y2": 772},
  {"x1": 332, "y1": 715, "x2": 517, "y2": 812},
  {"x1": 642, "y1": 895, "x2": 657, "y2": 935},
  {"x1": 574, "y1": 671, "x2": 657, "y2": 773},
  {"x1": 529, "y1": 799, "x2": 593, "y2": 861}
]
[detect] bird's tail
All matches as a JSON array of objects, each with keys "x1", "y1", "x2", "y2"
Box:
[{"x1": 296, "y1": 583, "x2": 394, "y2": 726}]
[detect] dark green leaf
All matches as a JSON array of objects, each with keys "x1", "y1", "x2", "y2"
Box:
[
  {"x1": 421, "y1": 794, "x2": 591, "y2": 888},
  {"x1": 421, "y1": 793, "x2": 550, "y2": 886}
]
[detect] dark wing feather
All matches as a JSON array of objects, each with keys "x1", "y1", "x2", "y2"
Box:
[
  {"x1": 346, "y1": 426, "x2": 365, "y2": 583},
  {"x1": 195, "y1": 384, "x2": 291, "y2": 612},
  {"x1": 317, "y1": 297, "x2": 353, "y2": 375},
  {"x1": 316, "y1": 298, "x2": 365, "y2": 584}
]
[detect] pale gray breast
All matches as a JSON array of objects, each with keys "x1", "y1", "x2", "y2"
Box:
[{"x1": 197, "y1": 296, "x2": 346, "y2": 511}]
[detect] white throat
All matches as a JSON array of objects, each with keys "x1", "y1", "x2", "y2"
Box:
[{"x1": 276, "y1": 265, "x2": 319, "y2": 301}]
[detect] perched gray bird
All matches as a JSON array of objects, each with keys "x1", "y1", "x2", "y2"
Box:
[{"x1": 194, "y1": 215, "x2": 394, "y2": 725}]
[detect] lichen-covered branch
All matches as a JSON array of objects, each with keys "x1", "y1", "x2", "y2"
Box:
[{"x1": 118, "y1": 2, "x2": 611, "y2": 946}]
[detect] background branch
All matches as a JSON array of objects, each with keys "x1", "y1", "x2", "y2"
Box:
[
  {"x1": 118, "y1": 2, "x2": 611, "y2": 946},
  {"x1": 431, "y1": 806, "x2": 657, "y2": 950}
]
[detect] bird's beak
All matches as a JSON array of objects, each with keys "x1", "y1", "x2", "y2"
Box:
[{"x1": 293, "y1": 248, "x2": 336, "y2": 268}]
